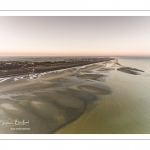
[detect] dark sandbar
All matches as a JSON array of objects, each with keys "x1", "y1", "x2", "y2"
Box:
[{"x1": 117, "y1": 67, "x2": 144, "y2": 75}]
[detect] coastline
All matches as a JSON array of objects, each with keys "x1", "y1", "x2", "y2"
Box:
[
  {"x1": 0, "y1": 57, "x2": 147, "y2": 134},
  {"x1": 0, "y1": 57, "x2": 114, "y2": 78}
]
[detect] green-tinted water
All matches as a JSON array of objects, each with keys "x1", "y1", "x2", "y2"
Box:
[{"x1": 55, "y1": 58, "x2": 150, "y2": 133}]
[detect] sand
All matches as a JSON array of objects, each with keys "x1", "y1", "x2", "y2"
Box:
[
  {"x1": 79, "y1": 64, "x2": 103, "y2": 72},
  {"x1": 77, "y1": 74, "x2": 105, "y2": 80},
  {"x1": 117, "y1": 67, "x2": 144, "y2": 75},
  {"x1": 97, "y1": 68, "x2": 115, "y2": 71},
  {"x1": 78, "y1": 84, "x2": 112, "y2": 95},
  {"x1": 0, "y1": 88, "x2": 97, "y2": 133},
  {"x1": 55, "y1": 58, "x2": 150, "y2": 134},
  {"x1": 0, "y1": 78, "x2": 55, "y2": 94},
  {"x1": 0, "y1": 60, "x2": 114, "y2": 133},
  {"x1": 2, "y1": 58, "x2": 146, "y2": 133}
]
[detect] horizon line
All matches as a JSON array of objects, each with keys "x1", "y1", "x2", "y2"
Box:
[{"x1": 0, "y1": 55, "x2": 150, "y2": 57}]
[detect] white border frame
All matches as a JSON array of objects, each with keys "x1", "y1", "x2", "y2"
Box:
[{"x1": 0, "y1": 10, "x2": 150, "y2": 140}]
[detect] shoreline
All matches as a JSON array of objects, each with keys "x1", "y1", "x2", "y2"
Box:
[
  {"x1": 0, "y1": 57, "x2": 115, "y2": 78},
  {"x1": 0, "y1": 57, "x2": 116, "y2": 133},
  {"x1": 0, "y1": 57, "x2": 146, "y2": 134}
]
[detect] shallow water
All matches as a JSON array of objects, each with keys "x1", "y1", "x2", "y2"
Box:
[
  {"x1": 0, "y1": 61, "x2": 107, "y2": 133},
  {"x1": 55, "y1": 57, "x2": 150, "y2": 133},
  {"x1": 0, "y1": 57, "x2": 150, "y2": 134}
]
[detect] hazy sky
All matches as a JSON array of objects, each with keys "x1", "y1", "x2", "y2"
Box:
[{"x1": 0, "y1": 16, "x2": 150, "y2": 56}]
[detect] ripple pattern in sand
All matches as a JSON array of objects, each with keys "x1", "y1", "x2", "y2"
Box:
[{"x1": 55, "y1": 70, "x2": 150, "y2": 134}]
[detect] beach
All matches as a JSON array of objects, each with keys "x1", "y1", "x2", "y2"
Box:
[
  {"x1": 55, "y1": 57, "x2": 150, "y2": 134},
  {"x1": 0, "y1": 57, "x2": 150, "y2": 134}
]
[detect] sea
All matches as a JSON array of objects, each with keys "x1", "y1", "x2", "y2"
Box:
[
  {"x1": 55, "y1": 56, "x2": 150, "y2": 134},
  {"x1": 0, "y1": 56, "x2": 150, "y2": 134}
]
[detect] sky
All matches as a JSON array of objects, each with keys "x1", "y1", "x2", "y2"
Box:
[{"x1": 0, "y1": 16, "x2": 150, "y2": 56}]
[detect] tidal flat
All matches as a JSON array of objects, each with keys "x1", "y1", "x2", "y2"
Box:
[{"x1": 0, "y1": 57, "x2": 150, "y2": 134}]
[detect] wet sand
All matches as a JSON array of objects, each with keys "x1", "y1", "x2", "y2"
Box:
[
  {"x1": 0, "y1": 61, "x2": 107, "y2": 133},
  {"x1": 78, "y1": 84, "x2": 112, "y2": 95},
  {"x1": 79, "y1": 64, "x2": 102, "y2": 72},
  {"x1": 77, "y1": 74, "x2": 105, "y2": 80},
  {"x1": 0, "y1": 88, "x2": 97, "y2": 133},
  {"x1": 0, "y1": 57, "x2": 114, "y2": 78},
  {"x1": 0, "y1": 58, "x2": 146, "y2": 134},
  {"x1": 117, "y1": 67, "x2": 144, "y2": 75},
  {"x1": 55, "y1": 58, "x2": 150, "y2": 134}
]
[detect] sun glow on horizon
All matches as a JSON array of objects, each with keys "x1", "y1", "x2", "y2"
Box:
[{"x1": 0, "y1": 16, "x2": 150, "y2": 56}]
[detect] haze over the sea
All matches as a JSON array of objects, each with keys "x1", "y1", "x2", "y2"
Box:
[{"x1": 0, "y1": 16, "x2": 150, "y2": 56}]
